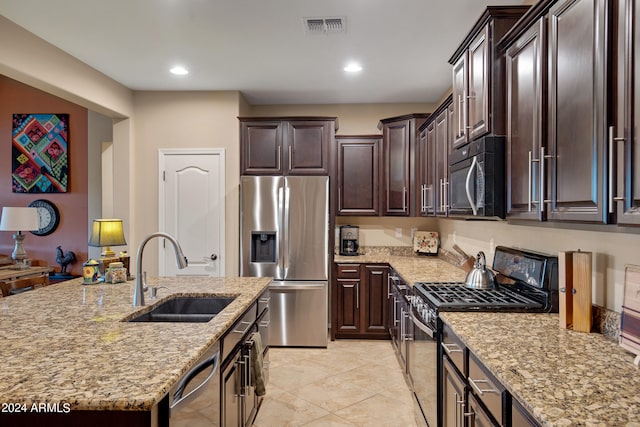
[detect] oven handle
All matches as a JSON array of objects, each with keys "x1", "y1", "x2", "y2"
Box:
[
  {"x1": 411, "y1": 311, "x2": 436, "y2": 340},
  {"x1": 465, "y1": 156, "x2": 479, "y2": 216}
]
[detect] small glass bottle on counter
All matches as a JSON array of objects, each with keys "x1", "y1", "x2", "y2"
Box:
[{"x1": 104, "y1": 262, "x2": 127, "y2": 284}]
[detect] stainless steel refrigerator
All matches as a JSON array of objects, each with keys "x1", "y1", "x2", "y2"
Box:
[{"x1": 240, "y1": 175, "x2": 329, "y2": 347}]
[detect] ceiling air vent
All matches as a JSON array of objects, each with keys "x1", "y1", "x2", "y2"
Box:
[{"x1": 303, "y1": 17, "x2": 346, "y2": 35}]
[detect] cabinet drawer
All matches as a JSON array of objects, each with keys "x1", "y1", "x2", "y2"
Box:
[
  {"x1": 468, "y1": 352, "x2": 506, "y2": 425},
  {"x1": 222, "y1": 302, "x2": 257, "y2": 362},
  {"x1": 257, "y1": 288, "x2": 270, "y2": 317},
  {"x1": 337, "y1": 264, "x2": 361, "y2": 279},
  {"x1": 441, "y1": 323, "x2": 466, "y2": 376}
]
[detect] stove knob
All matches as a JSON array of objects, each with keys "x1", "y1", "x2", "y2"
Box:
[{"x1": 426, "y1": 308, "x2": 436, "y2": 324}]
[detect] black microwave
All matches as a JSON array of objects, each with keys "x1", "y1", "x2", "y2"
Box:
[{"x1": 448, "y1": 136, "x2": 505, "y2": 218}]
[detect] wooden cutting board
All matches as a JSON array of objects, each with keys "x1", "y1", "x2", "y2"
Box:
[
  {"x1": 558, "y1": 250, "x2": 592, "y2": 332},
  {"x1": 571, "y1": 251, "x2": 592, "y2": 333}
]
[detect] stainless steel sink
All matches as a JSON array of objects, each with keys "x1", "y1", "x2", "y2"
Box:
[{"x1": 128, "y1": 296, "x2": 235, "y2": 323}]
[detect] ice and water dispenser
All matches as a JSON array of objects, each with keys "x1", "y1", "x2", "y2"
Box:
[{"x1": 251, "y1": 232, "x2": 277, "y2": 263}]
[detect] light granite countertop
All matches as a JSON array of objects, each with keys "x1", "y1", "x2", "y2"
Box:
[
  {"x1": 0, "y1": 276, "x2": 271, "y2": 412},
  {"x1": 334, "y1": 252, "x2": 467, "y2": 284},
  {"x1": 440, "y1": 312, "x2": 640, "y2": 426}
]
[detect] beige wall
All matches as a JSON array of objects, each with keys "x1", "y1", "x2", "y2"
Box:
[
  {"x1": 437, "y1": 220, "x2": 640, "y2": 313},
  {"x1": 0, "y1": 16, "x2": 133, "y2": 118},
  {"x1": 335, "y1": 214, "x2": 640, "y2": 313},
  {"x1": 132, "y1": 91, "x2": 243, "y2": 276},
  {"x1": 249, "y1": 103, "x2": 437, "y2": 135},
  {"x1": 336, "y1": 216, "x2": 439, "y2": 247}
]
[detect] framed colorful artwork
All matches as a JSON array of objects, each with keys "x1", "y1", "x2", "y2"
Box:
[{"x1": 12, "y1": 113, "x2": 69, "y2": 193}]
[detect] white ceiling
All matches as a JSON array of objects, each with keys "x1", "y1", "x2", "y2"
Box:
[{"x1": 0, "y1": 0, "x2": 527, "y2": 105}]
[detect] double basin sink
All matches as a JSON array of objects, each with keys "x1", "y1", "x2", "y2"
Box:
[{"x1": 128, "y1": 296, "x2": 235, "y2": 323}]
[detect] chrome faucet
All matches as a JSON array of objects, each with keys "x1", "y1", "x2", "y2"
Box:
[{"x1": 133, "y1": 232, "x2": 188, "y2": 306}]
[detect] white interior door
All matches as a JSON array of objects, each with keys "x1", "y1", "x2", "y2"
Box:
[{"x1": 159, "y1": 149, "x2": 225, "y2": 276}]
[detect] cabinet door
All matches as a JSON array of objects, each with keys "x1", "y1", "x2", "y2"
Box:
[
  {"x1": 222, "y1": 354, "x2": 242, "y2": 427},
  {"x1": 435, "y1": 109, "x2": 450, "y2": 216},
  {"x1": 337, "y1": 136, "x2": 380, "y2": 215},
  {"x1": 336, "y1": 279, "x2": 360, "y2": 333},
  {"x1": 287, "y1": 121, "x2": 331, "y2": 175},
  {"x1": 547, "y1": 0, "x2": 609, "y2": 222},
  {"x1": 417, "y1": 124, "x2": 436, "y2": 216},
  {"x1": 512, "y1": 397, "x2": 539, "y2": 426},
  {"x1": 614, "y1": 0, "x2": 640, "y2": 224},
  {"x1": 442, "y1": 357, "x2": 467, "y2": 427},
  {"x1": 382, "y1": 119, "x2": 411, "y2": 215},
  {"x1": 467, "y1": 25, "x2": 491, "y2": 141},
  {"x1": 362, "y1": 265, "x2": 389, "y2": 334},
  {"x1": 240, "y1": 121, "x2": 284, "y2": 175},
  {"x1": 506, "y1": 18, "x2": 546, "y2": 221},
  {"x1": 466, "y1": 392, "x2": 498, "y2": 427},
  {"x1": 452, "y1": 54, "x2": 468, "y2": 148}
]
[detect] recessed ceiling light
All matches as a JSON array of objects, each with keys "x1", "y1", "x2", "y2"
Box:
[
  {"x1": 170, "y1": 66, "x2": 189, "y2": 75},
  {"x1": 344, "y1": 63, "x2": 363, "y2": 73}
]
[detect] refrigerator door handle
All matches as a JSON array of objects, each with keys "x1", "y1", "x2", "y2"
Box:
[
  {"x1": 270, "y1": 282, "x2": 327, "y2": 291},
  {"x1": 278, "y1": 186, "x2": 285, "y2": 276},
  {"x1": 283, "y1": 185, "x2": 291, "y2": 271}
]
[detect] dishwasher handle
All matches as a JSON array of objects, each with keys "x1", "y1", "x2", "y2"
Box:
[{"x1": 171, "y1": 351, "x2": 220, "y2": 413}]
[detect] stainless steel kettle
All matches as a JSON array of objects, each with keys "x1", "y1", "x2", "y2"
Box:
[{"x1": 464, "y1": 251, "x2": 497, "y2": 289}]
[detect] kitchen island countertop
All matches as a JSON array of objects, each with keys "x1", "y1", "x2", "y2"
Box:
[
  {"x1": 440, "y1": 312, "x2": 640, "y2": 426},
  {"x1": 0, "y1": 276, "x2": 271, "y2": 412}
]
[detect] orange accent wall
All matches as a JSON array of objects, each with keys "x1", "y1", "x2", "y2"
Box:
[{"x1": 0, "y1": 75, "x2": 88, "y2": 275}]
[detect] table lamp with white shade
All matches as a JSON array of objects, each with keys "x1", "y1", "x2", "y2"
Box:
[{"x1": 0, "y1": 207, "x2": 39, "y2": 270}]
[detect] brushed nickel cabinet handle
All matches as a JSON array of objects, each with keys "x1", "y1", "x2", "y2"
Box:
[
  {"x1": 468, "y1": 377, "x2": 499, "y2": 396},
  {"x1": 441, "y1": 342, "x2": 462, "y2": 354},
  {"x1": 609, "y1": 126, "x2": 626, "y2": 213}
]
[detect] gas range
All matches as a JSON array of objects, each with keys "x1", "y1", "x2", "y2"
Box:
[
  {"x1": 412, "y1": 282, "x2": 547, "y2": 330},
  {"x1": 408, "y1": 246, "x2": 558, "y2": 427},
  {"x1": 411, "y1": 246, "x2": 559, "y2": 330}
]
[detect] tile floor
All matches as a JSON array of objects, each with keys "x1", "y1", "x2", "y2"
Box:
[{"x1": 253, "y1": 340, "x2": 422, "y2": 427}]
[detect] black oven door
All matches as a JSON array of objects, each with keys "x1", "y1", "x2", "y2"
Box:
[
  {"x1": 449, "y1": 154, "x2": 485, "y2": 216},
  {"x1": 410, "y1": 308, "x2": 437, "y2": 427}
]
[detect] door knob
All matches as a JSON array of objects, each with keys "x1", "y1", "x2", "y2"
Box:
[{"x1": 210, "y1": 254, "x2": 218, "y2": 261}]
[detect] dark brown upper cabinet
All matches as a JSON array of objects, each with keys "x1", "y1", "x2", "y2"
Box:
[
  {"x1": 417, "y1": 121, "x2": 436, "y2": 216},
  {"x1": 336, "y1": 135, "x2": 381, "y2": 216},
  {"x1": 417, "y1": 97, "x2": 452, "y2": 217},
  {"x1": 546, "y1": 0, "x2": 609, "y2": 223},
  {"x1": 240, "y1": 117, "x2": 336, "y2": 176},
  {"x1": 501, "y1": 0, "x2": 618, "y2": 224},
  {"x1": 505, "y1": 18, "x2": 546, "y2": 221},
  {"x1": 379, "y1": 114, "x2": 429, "y2": 216},
  {"x1": 613, "y1": 0, "x2": 640, "y2": 225},
  {"x1": 450, "y1": 6, "x2": 530, "y2": 148}
]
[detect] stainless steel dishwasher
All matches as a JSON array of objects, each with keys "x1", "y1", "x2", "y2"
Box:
[{"x1": 169, "y1": 341, "x2": 221, "y2": 426}]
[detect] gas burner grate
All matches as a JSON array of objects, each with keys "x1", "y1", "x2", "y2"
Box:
[{"x1": 415, "y1": 283, "x2": 542, "y2": 310}]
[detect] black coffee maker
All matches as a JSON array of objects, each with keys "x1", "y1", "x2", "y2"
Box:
[{"x1": 339, "y1": 225, "x2": 359, "y2": 256}]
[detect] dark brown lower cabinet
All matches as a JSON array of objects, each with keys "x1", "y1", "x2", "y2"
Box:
[
  {"x1": 333, "y1": 263, "x2": 389, "y2": 339},
  {"x1": 442, "y1": 356, "x2": 467, "y2": 427},
  {"x1": 512, "y1": 398, "x2": 540, "y2": 426},
  {"x1": 440, "y1": 323, "x2": 541, "y2": 427},
  {"x1": 467, "y1": 392, "x2": 496, "y2": 427}
]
